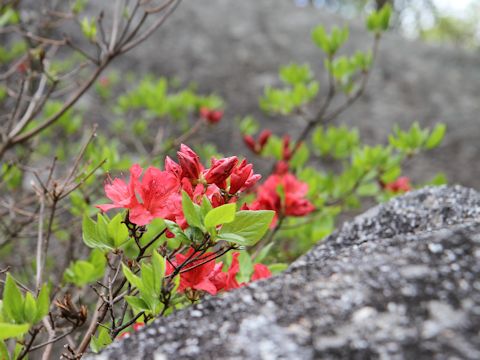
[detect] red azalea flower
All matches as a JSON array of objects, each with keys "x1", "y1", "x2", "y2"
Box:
[
  {"x1": 384, "y1": 176, "x2": 412, "y2": 193},
  {"x1": 132, "y1": 322, "x2": 145, "y2": 331},
  {"x1": 117, "y1": 331, "x2": 131, "y2": 340},
  {"x1": 175, "y1": 248, "x2": 220, "y2": 295},
  {"x1": 222, "y1": 252, "x2": 244, "y2": 291},
  {"x1": 250, "y1": 172, "x2": 315, "y2": 226},
  {"x1": 129, "y1": 167, "x2": 179, "y2": 225},
  {"x1": 96, "y1": 164, "x2": 141, "y2": 213},
  {"x1": 165, "y1": 156, "x2": 182, "y2": 179},
  {"x1": 96, "y1": 164, "x2": 179, "y2": 226},
  {"x1": 229, "y1": 159, "x2": 261, "y2": 194},
  {"x1": 251, "y1": 263, "x2": 272, "y2": 281}
]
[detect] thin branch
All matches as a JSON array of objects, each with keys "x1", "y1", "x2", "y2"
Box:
[{"x1": 119, "y1": 0, "x2": 180, "y2": 54}]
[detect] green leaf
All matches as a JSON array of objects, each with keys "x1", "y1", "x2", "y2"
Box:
[
  {"x1": 35, "y1": 284, "x2": 50, "y2": 323},
  {"x1": 121, "y1": 264, "x2": 144, "y2": 292},
  {"x1": 0, "y1": 323, "x2": 30, "y2": 340},
  {"x1": 219, "y1": 210, "x2": 275, "y2": 246},
  {"x1": 0, "y1": 340, "x2": 10, "y2": 360},
  {"x1": 23, "y1": 293, "x2": 37, "y2": 324},
  {"x1": 96, "y1": 214, "x2": 113, "y2": 248},
  {"x1": 379, "y1": 3, "x2": 392, "y2": 30},
  {"x1": 90, "y1": 327, "x2": 112, "y2": 353},
  {"x1": 151, "y1": 250, "x2": 166, "y2": 293},
  {"x1": 125, "y1": 296, "x2": 149, "y2": 312},
  {"x1": 108, "y1": 213, "x2": 129, "y2": 248},
  {"x1": 181, "y1": 191, "x2": 203, "y2": 229},
  {"x1": 268, "y1": 263, "x2": 288, "y2": 274},
  {"x1": 254, "y1": 243, "x2": 274, "y2": 264},
  {"x1": 140, "y1": 263, "x2": 155, "y2": 295},
  {"x1": 217, "y1": 233, "x2": 250, "y2": 246},
  {"x1": 164, "y1": 220, "x2": 190, "y2": 243},
  {"x1": 237, "y1": 251, "x2": 254, "y2": 283},
  {"x1": 82, "y1": 215, "x2": 102, "y2": 249},
  {"x1": 200, "y1": 196, "x2": 213, "y2": 217},
  {"x1": 3, "y1": 274, "x2": 24, "y2": 323},
  {"x1": 425, "y1": 123, "x2": 446, "y2": 149},
  {"x1": 81, "y1": 17, "x2": 97, "y2": 42},
  {"x1": 204, "y1": 203, "x2": 236, "y2": 229}
]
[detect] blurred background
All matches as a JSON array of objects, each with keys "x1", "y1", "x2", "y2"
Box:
[{"x1": 295, "y1": 0, "x2": 480, "y2": 49}]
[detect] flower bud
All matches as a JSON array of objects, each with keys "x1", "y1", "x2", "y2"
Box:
[
  {"x1": 258, "y1": 129, "x2": 272, "y2": 148},
  {"x1": 204, "y1": 156, "x2": 238, "y2": 186},
  {"x1": 243, "y1": 135, "x2": 258, "y2": 153},
  {"x1": 177, "y1": 144, "x2": 202, "y2": 180}
]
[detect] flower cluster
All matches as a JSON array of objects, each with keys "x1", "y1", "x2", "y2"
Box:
[
  {"x1": 199, "y1": 107, "x2": 223, "y2": 124},
  {"x1": 382, "y1": 176, "x2": 412, "y2": 193},
  {"x1": 247, "y1": 172, "x2": 315, "y2": 226},
  {"x1": 97, "y1": 144, "x2": 261, "y2": 227},
  {"x1": 166, "y1": 249, "x2": 271, "y2": 297}
]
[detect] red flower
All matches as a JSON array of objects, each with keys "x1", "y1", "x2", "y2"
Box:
[
  {"x1": 129, "y1": 167, "x2": 179, "y2": 225},
  {"x1": 250, "y1": 172, "x2": 315, "y2": 226},
  {"x1": 117, "y1": 331, "x2": 131, "y2": 340},
  {"x1": 175, "y1": 248, "x2": 220, "y2": 295},
  {"x1": 217, "y1": 252, "x2": 244, "y2": 291},
  {"x1": 384, "y1": 176, "x2": 412, "y2": 193},
  {"x1": 177, "y1": 144, "x2": 203, "y2": 180},
  {"x1": 229, "y1": 159, "x2": 261, "y2": 194},
  {"x1": 251, "y1": 263, "x2": 272, "y2": 281},
  {"x1": 165, "y1": 156, "x2": 182, "y2": 179},
  {"x1": 96, "y1": 164, "x2": 141, "y2": 213},
  {"x1": 96, "y1": 164, "x2": 179, "y2": 226},
  {"x1": 274, "y1": 160, "x2": 289, "y2": 175},
  {"x1": 132, "y1": 322, "x2": 145, "y2": 331},
  {"x1": 199, "y1": 107, "x2": 223, "y2": 124},
  {"x1": 203, "y1": 156, "x2": 239, "y2": 188}
]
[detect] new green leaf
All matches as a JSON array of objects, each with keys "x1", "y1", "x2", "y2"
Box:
[
  {"x1": 204, "y1": 203, "x2": 236, "y2": 229},
  {"x1": 219, "y1": 210, "x2": 275, "y2": 246}
]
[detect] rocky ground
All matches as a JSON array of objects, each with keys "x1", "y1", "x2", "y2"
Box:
[{"x1": 91, "y1": 185, "x2": 480, "y2": 359}]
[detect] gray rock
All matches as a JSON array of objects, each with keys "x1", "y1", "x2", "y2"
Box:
[
  {"x1": 91, "y1": 185, "x2": 480, "y2": 360},
  {"x1": 115, "y1": 0, "x2": 480, "y2": 188}
]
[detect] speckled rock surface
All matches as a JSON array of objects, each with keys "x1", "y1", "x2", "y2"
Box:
[{"x1": 91, "y1": 185, "x2": 480, "y2": 359}]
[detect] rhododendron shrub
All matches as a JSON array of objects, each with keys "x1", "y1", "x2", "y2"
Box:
[
  {"x1": 86, "y1": 145, "x2": 274, "y2": 324},
  {"x1": 0, "y1": 4, "x2": 448, "y2": 359}
]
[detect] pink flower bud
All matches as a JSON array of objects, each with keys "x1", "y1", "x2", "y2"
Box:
[
  {"x1": 229, "y1": 159, "x2": 261, "y2": 194},
  {"x1": 165, "y1": 156, "x2": 182, "y2": 179},
  {"x1": 258, "y1": 129, "x2": 272, "y2": 148},
  {"x1": 208, "y1": 110, "x2": 223, "y2": 124},
  {"x1": 177, "y1": 144, "x2": 202, "y2": 180},
  {"x1": 243, "y1": 135, "x2": 258, "y2": 153},
  {"x1": 282, "y1": 135, "x2": 292, "y2": 161},
  {"x1": 204, "y1": 156, "x2": 239, "y2": 187}
]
